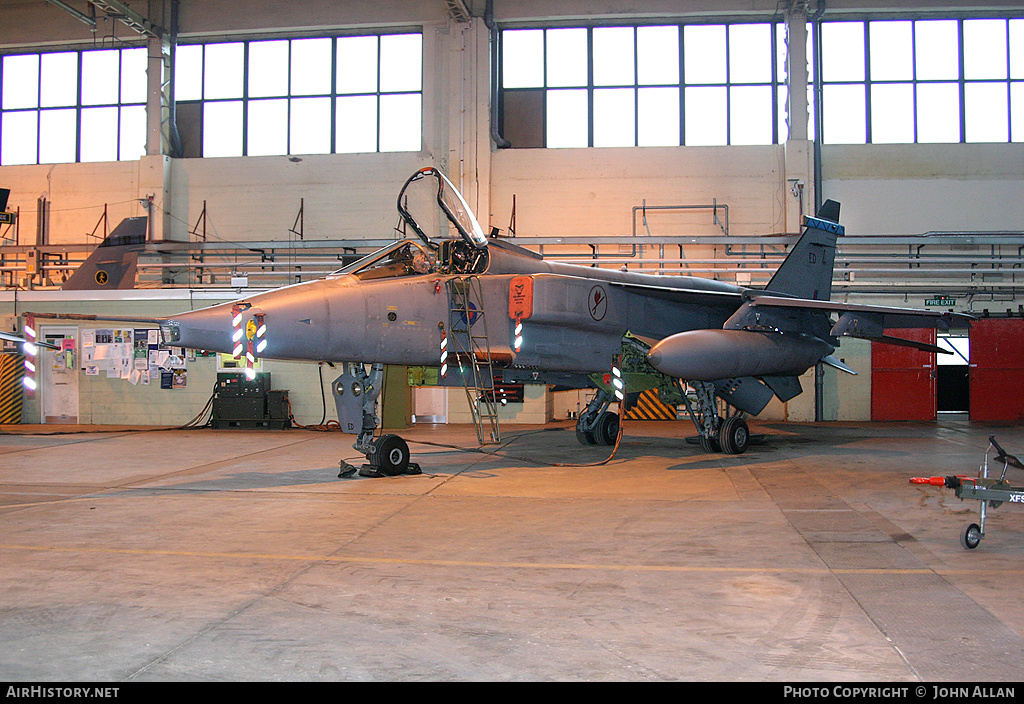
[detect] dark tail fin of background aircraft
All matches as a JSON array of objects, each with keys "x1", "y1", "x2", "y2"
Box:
[
  {"x1": 62, "y1": 217, "x2": 147, "y2": 290},
  {"x1": 764, "y1": 200, "x2": 842, "y2": 301}
]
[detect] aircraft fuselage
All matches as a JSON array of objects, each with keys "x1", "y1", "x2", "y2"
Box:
[{"x1": 163, "y1": 238, "x2": 744, "y2": 375}]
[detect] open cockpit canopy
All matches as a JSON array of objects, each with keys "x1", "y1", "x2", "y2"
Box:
[
  {"x1": 397, "y1": 167, "x2": 488, "y2": 249},
  {"x1": 331, "y1": 167, "x2": 491, "y2": 279}
]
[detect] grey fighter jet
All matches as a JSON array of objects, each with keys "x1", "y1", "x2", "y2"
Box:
[{"x1": 155, "y1": 167, "x2": 968, "y2": 475}]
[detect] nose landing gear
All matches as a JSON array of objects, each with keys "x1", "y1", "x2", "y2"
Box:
[{"x1": 334, "y1": 364, "x2": 421, "y2": 478}]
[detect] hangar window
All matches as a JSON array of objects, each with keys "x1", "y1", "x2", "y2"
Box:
[
  {"x1": 0, "y1": 47, "x2": 147, "y2": 166},
  {"x1": 500, "y1": 23, "x2": 784, "y2": 148},
  {"x1": 0, "y1": 32, "x2": 423, "y2": 165},
  {"x1": 818, "y1": 18, "x2": 1024, "y2": 144},
  {"x1": 175, "y1": 32, "x2": 422, "y2": 158}
]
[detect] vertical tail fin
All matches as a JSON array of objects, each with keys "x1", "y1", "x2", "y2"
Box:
[
  {"x1": 62, "y1": 217, "x2": 147, "y2": 290},
  {"x1": 764, "y1": 199, "x2": 842, "y2": 301}
]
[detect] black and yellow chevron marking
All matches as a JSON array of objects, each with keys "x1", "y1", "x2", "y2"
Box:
[
  {"x1": 0, "y1": 354, "x2": 24, "y2": 424},
  {"x1": 624, "y1": 389, "x2": 677, "y2": 421}
]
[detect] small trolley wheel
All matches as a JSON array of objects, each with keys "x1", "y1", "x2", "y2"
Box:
[
  {"x1": 371, "y1": 434, "x2": 410, "y2": 476},
  {"x1": 960, "y1": 522, "x2": 982, "y2": 550}
]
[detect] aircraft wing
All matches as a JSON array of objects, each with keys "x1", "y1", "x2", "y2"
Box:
[{"x1": 607, "y1": 279, "x2": 744, "y2": 307}]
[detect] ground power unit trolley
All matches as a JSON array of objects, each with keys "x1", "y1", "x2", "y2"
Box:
[{"x1": 912, "y1": 436, "x2": 1024, "y2": 549}]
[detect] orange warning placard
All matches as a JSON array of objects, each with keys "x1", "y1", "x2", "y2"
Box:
[{"x1": 508, "y1": 276, "x2": 534, "y2": 320}]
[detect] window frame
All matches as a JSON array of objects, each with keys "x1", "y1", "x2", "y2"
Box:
[
  {"x1": 175, "y1": 31, "x2": 424, "y2": 158},
  {"x1": 0, "y1": 30, "x2": 425, "y2": 164},
  {"x1": 0, "y1": 46, "x2": 148, "y2": 166},
  {"x1": 817, "y1": 16, "x2": 1023, "y2": 145},
  {"x1": 498, "y1": 22, "x2": 785, "y2": 149}
]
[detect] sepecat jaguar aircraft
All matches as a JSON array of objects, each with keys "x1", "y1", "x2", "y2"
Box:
[{"x1": 149, "y1": 167, "x2": 971, "y2": 474}]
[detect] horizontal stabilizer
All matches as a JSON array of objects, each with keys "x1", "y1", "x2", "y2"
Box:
[
  {"x1": 821, "y1": 355, "x2": 858, "y2": 375},
  {"x1": 746, "y1": 294, "x2": 973, "y2": 332},
  {"x1": 855, "y1": 333, "x2": 949, "y2": 355}
]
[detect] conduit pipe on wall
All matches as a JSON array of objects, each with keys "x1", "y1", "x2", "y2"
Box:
[{"x1": 485, "y1": 0, "x2": 511, "y2": 148}]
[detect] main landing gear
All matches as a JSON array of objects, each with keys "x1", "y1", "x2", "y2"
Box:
[
  {"x1": 575, "y1": 389, "x2": 620, "y2": 446},
  {"x1": 573, "y1": 382, "x2": 749, "y2": 455},
  {"x1": 681, "y1": 380, "x2": 750, "y2": 455}
]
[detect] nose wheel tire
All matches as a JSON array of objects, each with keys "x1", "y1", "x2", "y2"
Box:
[{"x1": 370, "y1": 434, "x2": 411, "y2": 476}]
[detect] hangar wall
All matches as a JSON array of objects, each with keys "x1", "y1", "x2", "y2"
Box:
[
  {"x1": 823, "y1": 143, "x2": 1024, "y2": 239},
  {"x1": 1, "y1": 297, "x2": 342, "y2": 428},
  {"x1": 1, "y1": 0, "x2": 1022, "y2": 426}
]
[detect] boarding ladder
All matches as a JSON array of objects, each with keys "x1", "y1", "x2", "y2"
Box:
[{"x1": 446, "y1": 275, "x2": 501, "y2": 444}]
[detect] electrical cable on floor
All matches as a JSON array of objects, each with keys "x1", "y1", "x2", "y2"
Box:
[{"x1": 403, "y1": 416, "x2": 625, "y2": 468}]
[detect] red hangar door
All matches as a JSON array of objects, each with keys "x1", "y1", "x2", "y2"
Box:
[
  {"x1": 969, "y1": 318, "x2": 1024, "y2": 421},
  {"x1": 871, "y1": 328, "x2": 937, "y2": 421}
]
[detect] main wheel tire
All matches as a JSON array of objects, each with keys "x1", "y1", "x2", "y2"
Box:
[
  {"x1": 699, "y1": 433, "x2": 721, "y2": 453},
  {"x1": 576, "y1": 422, "x2": 597, "y2": 445},
  {"x1": 594, "y1": 411, "x2": 620, "y2": 446},
  {"x1": 961, "y1": 522, "x2": 982, "y2": 549},
  {"x1": 372, "y1": 434, "x2": 410, "y2": 476},
  {"x1": 719, "y1": 416, "x2": 750, "y2": 455}
]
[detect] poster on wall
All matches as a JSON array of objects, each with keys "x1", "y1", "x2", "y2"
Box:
[
  {"x1": 133, "y1": 329, "x2": 149, "y2": 370},
  {"x1": 77, "y1": 327, "x2": 180, "y2": 388},
  {"x1": 134, "y1": 328, "x2": 160, "y2": 385}
]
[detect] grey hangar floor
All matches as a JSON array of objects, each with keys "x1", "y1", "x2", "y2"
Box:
[{"x1": 1, "y1": 418, "x2": 1022, "y2": 682}]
